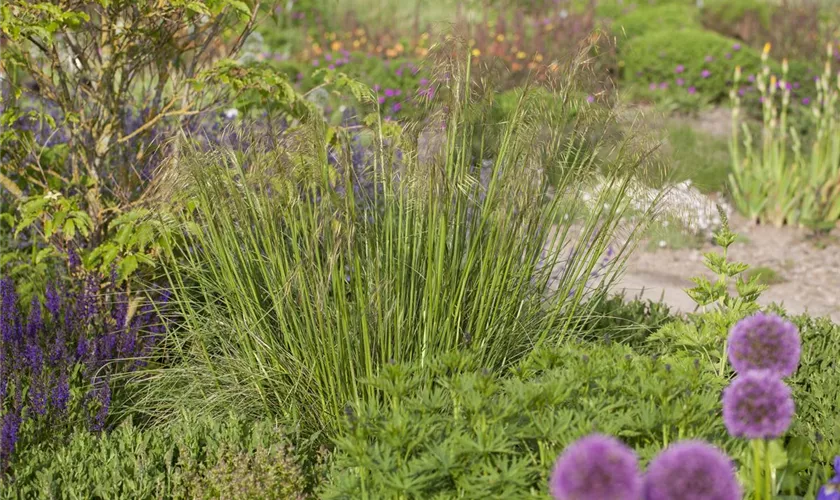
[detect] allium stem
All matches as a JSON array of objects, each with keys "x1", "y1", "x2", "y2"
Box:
[
  {"x1": 765, "y1": 439, "x2": 773, "y2": 500},
  {"x1": 752, "y1": 439, "x2": 763, "y2": 500}
]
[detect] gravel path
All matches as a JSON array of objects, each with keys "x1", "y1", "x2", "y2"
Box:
[{"x1": 618, "y1": 214, "x2": 840, "y2": 322}]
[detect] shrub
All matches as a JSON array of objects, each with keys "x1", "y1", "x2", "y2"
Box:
[
  {"x1": 320, "y1": 342, "x2": 736, "y2": 498},
  {"x1": 611, "y1": 4, "x2": 700, "y2": 42},
  {"x1": 141, "y1": 64, "x2": 658, "y2": 436},
  {"x1": 4, "y1": 414, "x2": 321, "y2": 499},
  {"x1": 622, "y1": 29, "x2": 767, "y2": 103}
]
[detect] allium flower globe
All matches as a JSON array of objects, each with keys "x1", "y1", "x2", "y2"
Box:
[
  {"x1": 728, "y1": 312, "x2": 800, "y2": 377},
  {"x1": 549, "y1": 434, "x2": 642, "y2": 500},
  {"x1": 643, "y1": 441, "x2": 740, "y2": 500},
  {"x1": 722, "y1": 370, "x2": 794, "y2": 439}
]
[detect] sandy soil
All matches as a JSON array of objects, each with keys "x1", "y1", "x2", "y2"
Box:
[{"x1": 617, "y1": 214, "x2": 840, "y2": 322}]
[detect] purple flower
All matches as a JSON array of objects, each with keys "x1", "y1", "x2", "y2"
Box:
[
  {"x1": 644, "y1": 441, "x2": 741, "y2": 500},
  {"x1": 725, "y1": 53, "x2": 732, "y2": 59},
  {"x1": 675, "y1": 65, "x2": 685, "y2": 74},
  {"x1": 803, "y1": 97, "x2": 812, "y2": 105},
  {"x1": 701, "y1": 70, "x2": 711, "y2": 79},
  {"x1": 659, "y1": 82, "x2": 668, "y2": 90},
  {"x1": 586, "y1": 95, "x2": 595, "y2": 103},
  {"x1": 649, "y1": 83, "x2": 657, "y2": 91},
  {"x1": 312, "y1": 59, "x2": 320, "y2": 66},
  {"x1": 748, "y1": 74, "x2": 756, "y2": 82},
  {"x1": 676, "y1": 78, "x2": 685, "y2": 86},
  {"x1": 733, "y1": 43, "x2": 741, "y2": 51},
  {"x1": 722, "y1": 370, "x2": 794, "y2": 439},
  {"x1": 549, "y1": 434, "x2": 642, "y2": 500},
  {"x1": 705, "y1": 55, "x2": 714, "y2": 63},
  {"x1": 728, "y1": 313, "x2": 800, "y2": 377},
  {"x1": 45, "y1": 283, "x2": 61, "y2": 320},
  {"x1": 89, "y1": 380, "x2": 111, "y2": 432},
  {"x1": 687, "y1": 87, "x2": 697, "y2": 94},
  {"x1": 378, "y1": 96, "x2": 386, "y2": 105},
  {"x1": 384, "y1": 89, "x2": 395, "y2": 97},
  {"x1": 51, "y1": 369, "x2": 70, "y2": 414},
  {"x1": 392, "y1": 103, "x2": 402, "y2": 113},
  {"x1": 817, "y1": 456, "x2": 840, "y2": 500},
  {"x1": 26, "y1": 296, "x2": 43, "y2": 341},
  {"x1": 0, "y1": 410, "x2": 21, "y2": 469}
]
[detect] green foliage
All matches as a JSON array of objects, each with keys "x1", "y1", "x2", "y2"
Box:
[
  {"x1": 622, "y1": 29, "x2": 766, "y2": 103},
  {"x1": 5, "y1": 414, "x2": 320, "y2": 500},
  {"x1": 647, "y1": 209, "x2": 767, "y2": 374},
  {"x1": 730, "y1": 46, "x2": 840, "y2": 231},
  {"x1": 612, "y1": 4, "x2": 700, "y2": 42},
  {"x1": 703, "y1": 0, "x2": 773, "y2": 26},
  {"x1": 0, "y1": 0, "x2": 305, "y2": 291},
  {"x1": 321, "y1": 343, "x2": 736, "y2": 499},
  {"x1": 663, "y1": 121, "x2": 731, "y2": 192},
  {"x1": 141, "y1": 73, "x2": 656, "y2": 437}
]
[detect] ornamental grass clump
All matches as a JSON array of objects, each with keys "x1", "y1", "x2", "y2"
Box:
[{"x1": 144, "y1": 51, "x2": 660, "y2": 435}]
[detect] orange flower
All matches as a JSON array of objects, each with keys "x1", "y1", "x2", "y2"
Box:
[
  {"x1": 331, "y1": 41, "x2": 342, "y2": 51},
  {"x1": 496, "y1": 34, "x2": 505, "y2": 42}
]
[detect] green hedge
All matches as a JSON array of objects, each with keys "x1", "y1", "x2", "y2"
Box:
[{"x1": 612, "y1": 4, "x2": 701, "y2": 42}]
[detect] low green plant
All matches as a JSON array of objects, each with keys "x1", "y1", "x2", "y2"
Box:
[
  {"x1": 730, "y1": 44, "x2": 840, "y2": 231},
  {"x1": 745, "y1": 265, "x2": 785, "y2": 286},
  {"x1": 321, "y1": 342, "x2": 736, "y2": 499},
  {"x1": 4, "y1": 414, "x2": 322, "y2": 500}
]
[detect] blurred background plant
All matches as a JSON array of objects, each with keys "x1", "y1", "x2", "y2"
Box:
[{"x1": 730, "y1": 43, "x2": 840, "y2": 231}]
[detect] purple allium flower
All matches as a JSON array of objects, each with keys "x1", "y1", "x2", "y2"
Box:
[
  {"x1": 384, "y1": 89, "x2": 395, "y2": 97},
  {"x1": 817, "y1": 456, "x2": 840, "y2": 500},
  {"x1": 392, "y1": 103, "x2": 402, "y2": 113},
  {"x1": 722, "y1": 370, "x2": 794, "y2": 439},
  {"x1": 733, "y1": 43, "x2": 741, "y2": 51},
  {"x1": 705, "y1": 55, "x2": 714, "y2": 63},
  {"x1": 701, "y1": 69, "x2": 711, "y2": 79},
  {"x1": 378, "y1": 96, "x2": 386, "y2": 105},
  {"x1": 644, "y1": 441, "x2": 741, "y2": 500},
  {"x1": 738, "y1": 88, "x2": 746, "y2": 96},
  {"x1": 649, "y1": 83, "x2": 657, "y2": 91},
  {"x1": 328, "y1": 64, "x2": 335, "y2": 70},
  {"x1": 728, "y1": 313, "x2": 800, "y2": 377},
  {"x1": 586, "y1": 95, "x2": 595, "y2": 103},
  {"x1": 803, "y1": 97, "x2": 812, "y2": 105},
  {"x1": 725, "y1": 53, "x2": 732, "y2": 59},
  {"x1": 676, "y1": 78, "x2": 685, "y2": 86},
  {"x1": 659, "y1": 82, "x2": 668, "y2": 89},
  {"x1": 675, "y1": 65, "x2": 685, "y2": 74},
  {"x1": 549, "y1": 434, "x2": 642, "y2": 500},
  {"x1": 687, "y1": 86, "x2": 697, "y2": 94},
  {"x1": 748, "y1": 74, "x2": 756, "y2": 82}
]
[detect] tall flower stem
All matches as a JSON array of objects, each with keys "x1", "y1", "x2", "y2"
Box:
[{"x1": 752, "y1": 439, "x2": 763, "y2": 500}]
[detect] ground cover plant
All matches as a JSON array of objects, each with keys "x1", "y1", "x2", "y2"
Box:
[{"x1": 1, "y1": 0, "x2": 840, "y2": 497}]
